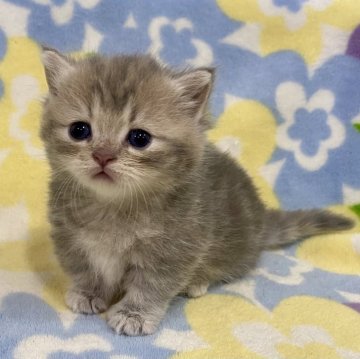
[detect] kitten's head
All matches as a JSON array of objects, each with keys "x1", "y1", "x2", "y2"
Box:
[{"x1": 40, "y1": 48, "x2": 214, "y2": 200}]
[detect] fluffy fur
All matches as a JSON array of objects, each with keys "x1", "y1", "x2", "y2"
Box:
[{"x1": 40, "y1": 48, "x2": 354, "y2": 336}]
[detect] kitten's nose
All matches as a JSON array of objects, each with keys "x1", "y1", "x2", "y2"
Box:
[{"x1": 92, "y1": 149, "x2": 117, "y2": 167}]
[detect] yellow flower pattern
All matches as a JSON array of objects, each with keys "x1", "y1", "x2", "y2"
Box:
[
  {"x1": 217, "y1": 0, "x2": 360, "y2": 64},
  {"x1": 175, "y1": 295, "x2": 360, "y2": 359}
]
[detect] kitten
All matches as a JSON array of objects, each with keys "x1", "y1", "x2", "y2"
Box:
[{"x1": 40, "y1": 47, "x2": 354, "y2": 336}]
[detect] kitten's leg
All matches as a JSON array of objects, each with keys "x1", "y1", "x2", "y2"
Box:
[
  {"x1": 186, "y1": 282, "x2": 209, "y2": 298},
  {"x1": 107, "y1": 267, "x2": 182, "y2": 336},
  {"x1": 65, "y1": 274, "x2": 110, "y2": 314},
  {"x1": 51, "y1": 229, "x2": 110, "y2": 314}
]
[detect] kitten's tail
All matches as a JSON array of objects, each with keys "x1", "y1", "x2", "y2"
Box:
[{"x1": 263, "y1": 209, "x2": 355, "y2": 248}]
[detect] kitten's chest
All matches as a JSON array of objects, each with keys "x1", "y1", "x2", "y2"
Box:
[
  {"x1": 77, "y1": 212, "x2": 163, "y2": 287},
  {"x1": 79, "y1": 225, "x2": 132, "y2": 287}
]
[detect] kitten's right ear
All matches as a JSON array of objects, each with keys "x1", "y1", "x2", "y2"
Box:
[{"x1": 41, "y1": 46, "x2": 74, "y2": 95}]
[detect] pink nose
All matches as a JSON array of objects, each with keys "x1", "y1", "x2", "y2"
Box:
[{"x1": 92, "y1": 149, "x2": 117, "y2": 167}]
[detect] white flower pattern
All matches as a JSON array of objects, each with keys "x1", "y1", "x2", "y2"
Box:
[{"x1": 276, "y1": 81, "x2": 345, "y2": 171}]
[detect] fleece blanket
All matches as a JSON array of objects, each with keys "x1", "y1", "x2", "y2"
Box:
[{"x1": 1, "y1": 0, "x2": 360, "y2": 358}]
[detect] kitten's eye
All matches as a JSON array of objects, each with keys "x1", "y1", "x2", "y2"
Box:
[
  {"x1": 69, "y1": 122, "x2": 92, "y2": 141},
  {"x1": 127, "y1": 129, "x2": 151, "y2": 149}
]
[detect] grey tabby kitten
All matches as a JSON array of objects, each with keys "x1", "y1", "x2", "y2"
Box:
[{"x1": 40, "y1": 48, "x2": 354, "y2": 336}]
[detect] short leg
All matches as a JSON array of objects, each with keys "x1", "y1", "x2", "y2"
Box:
[
  {"x1": 107, "y1": 267, "x2": 183, "y2": 336},
  {"x1": 65, "y1": 272, "x2": 112, "y2": 315},
  {"x1": 186, "y1": 282, "x2": 209, "y2": 298},
  {"x1": 51, "y1": 230, "x2": 112, "y2": 315}
]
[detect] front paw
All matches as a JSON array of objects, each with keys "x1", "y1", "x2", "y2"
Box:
[
  {"x1": 65, "y1": 289, "x2": 108, "y2": 314},
  {"x1": 107, "y1": 305, "x2": 158, "y2": 336}
]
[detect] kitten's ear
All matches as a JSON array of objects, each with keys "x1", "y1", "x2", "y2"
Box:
[
  {"x1": 174, "y1": 68, "x2": 215, "y2": 123},
  {"x1": 41, "y1": 46, "x2": 75, "y2": 95}
]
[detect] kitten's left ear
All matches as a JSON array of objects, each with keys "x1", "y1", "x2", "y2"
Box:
[
  {"x1": 41, "y1": 46, "x2": 75, "y2": 95},
  {"x1": 174, "y1": 68, "x2": 215, "y2": 124}
]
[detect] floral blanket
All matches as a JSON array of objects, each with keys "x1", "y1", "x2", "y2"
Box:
[{"x1": 1, "y1": 0, "x2": 360, "y2": 358}]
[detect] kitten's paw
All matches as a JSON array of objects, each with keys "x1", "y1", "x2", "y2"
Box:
[
  {"x1": 107, "y1": 305, "x2": 158, "y2": 336},
  {"x1": 65, "y1": 289, "x2": 108, "y2": 314},
  {"x1": 186, "y1": 283, "x2": 209, "y2": 298}
]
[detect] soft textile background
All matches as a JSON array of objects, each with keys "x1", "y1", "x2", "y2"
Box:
[{"x1": 0, "y1": 0, "x2": 360, "y2": 358}]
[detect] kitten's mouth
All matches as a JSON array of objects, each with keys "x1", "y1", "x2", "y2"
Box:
[{"x1": 92, "y1": 169, "x2": 115, "y2": 182}]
